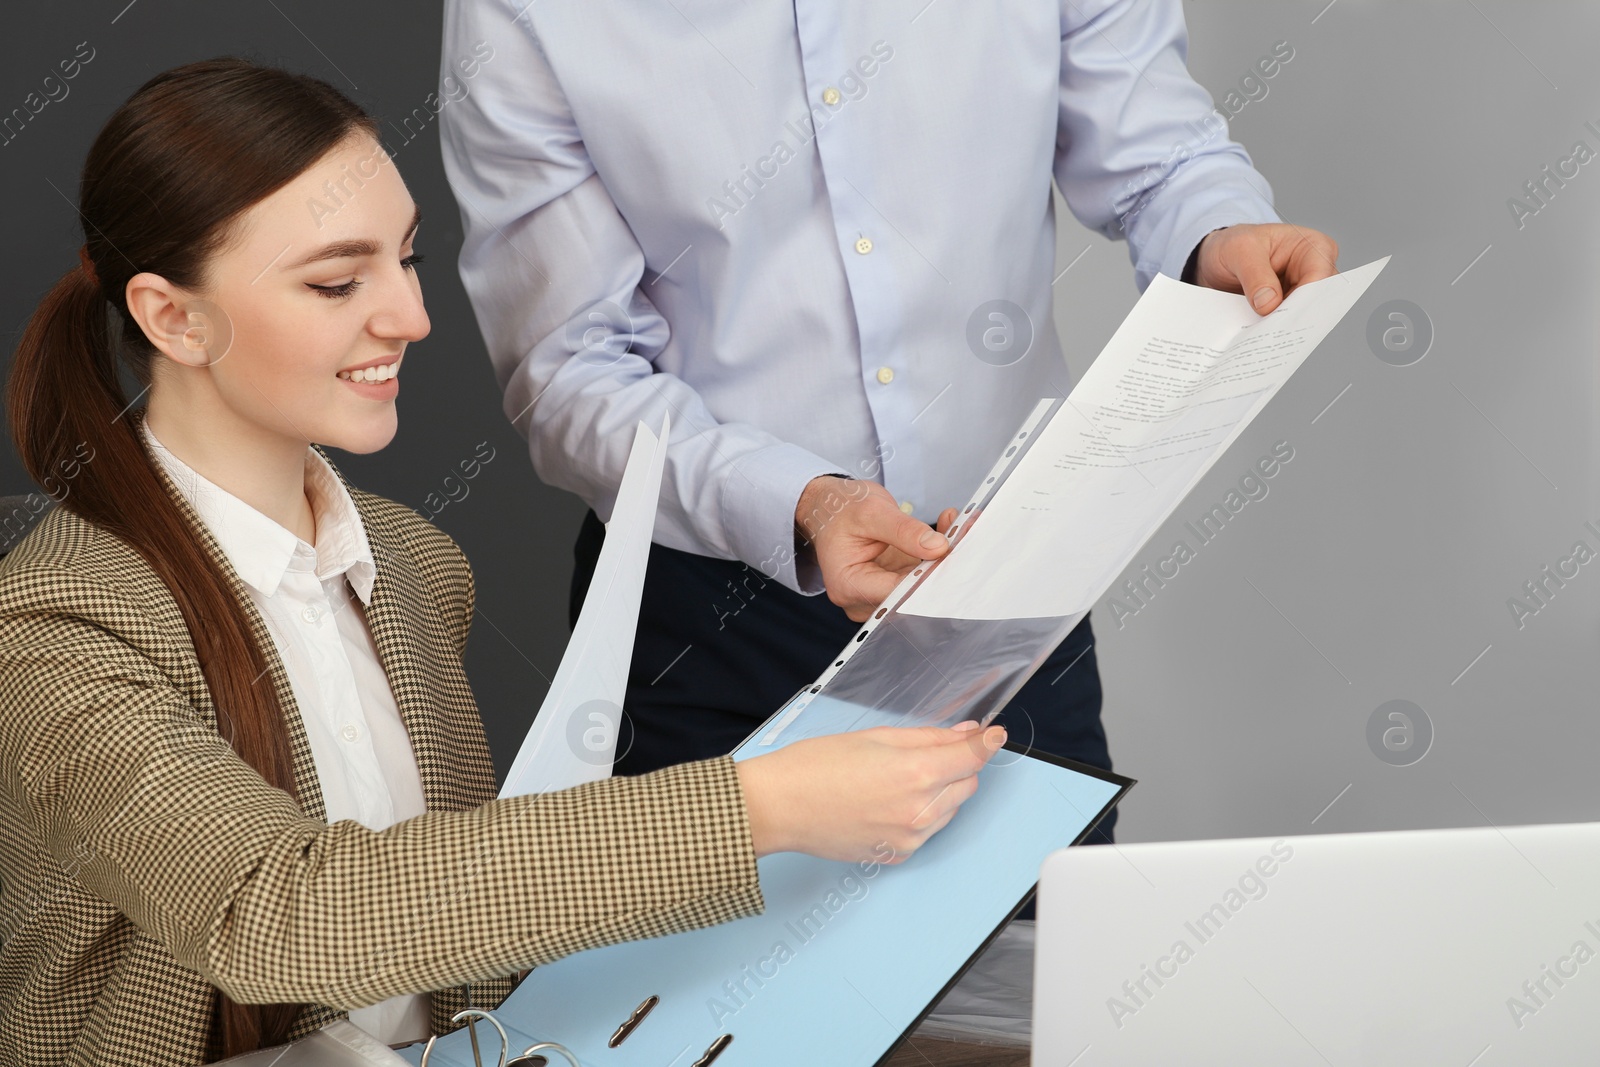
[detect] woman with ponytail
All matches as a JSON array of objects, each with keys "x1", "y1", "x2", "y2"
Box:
[{"x1": 0, "y1": 58, "x2": 1004, "y2": 1065}]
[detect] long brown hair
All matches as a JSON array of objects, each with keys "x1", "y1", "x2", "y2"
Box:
[{"x1": 6, "y1": 57, "x2": 382, "y2": 1059}]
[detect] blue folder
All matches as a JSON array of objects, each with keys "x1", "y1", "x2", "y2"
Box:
[{"x1": 402, "y1": 699, "x2": 1130, "y2": 1067}]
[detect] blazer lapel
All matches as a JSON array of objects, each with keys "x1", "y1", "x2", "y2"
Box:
[
  {"x1": 311, "y1": 445, "x2": 467, "y2": 817},
  {"x1": 345, "y1": 501, "x2": 456, "y2": 812}
]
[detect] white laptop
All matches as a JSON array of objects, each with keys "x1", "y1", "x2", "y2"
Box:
[{"x1": 1034, "y1": 823, "x2": 1600, "y2": 1065}]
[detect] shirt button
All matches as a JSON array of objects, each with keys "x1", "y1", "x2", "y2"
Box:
[
  {"x1": 899, "y1": 500, "x2": 915, "y2": 515},
  {"x1": 855, "y1": 236, "x2": 874, "y2": 255},
  {"x1": 876, "y1": 366, "x2": 895, "y2": 385},
  {"x1": 300, "y1": 606, "x2": 319, "y2": 623},
  {"x1": 822, "y1": 87, "x2": 842, "y2": 106},
  {"x1": 340, "y1": 724, "x2": 359, "y2": 742}
]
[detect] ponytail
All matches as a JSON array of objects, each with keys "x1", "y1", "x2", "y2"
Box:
[
  {"x1": 6, "y1": 57, "x2": 382, "y2": 1058},
  {"x1": 9, "y1": 245, "x2": 303, "y2": 798}
]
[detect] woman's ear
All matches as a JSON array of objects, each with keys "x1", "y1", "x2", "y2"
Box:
[{"x1": 124, "y1": 272, "x2": 233, "y2": 369}]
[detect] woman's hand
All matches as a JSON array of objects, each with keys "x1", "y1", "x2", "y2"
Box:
[{"x1": 734, "y1": 721, "x2": 1006, "y2": 863}]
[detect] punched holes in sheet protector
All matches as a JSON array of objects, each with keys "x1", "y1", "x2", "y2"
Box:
[
  {"x1": 692, "y1": 1035, "x2": 734, "y2": 1067},
  {"x1": 608, "y1": 995, "x2": 659, "y2": 1048}
]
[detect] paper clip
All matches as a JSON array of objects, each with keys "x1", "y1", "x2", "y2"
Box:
[{"x1": 418, "y1": 1008, "x2": 581, "y2": 1067}]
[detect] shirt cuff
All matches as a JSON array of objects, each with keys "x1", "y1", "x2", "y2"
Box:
[
  {"x1": 719, "y1": 442, "x2": 849, "y2": 595},
  {"x1": 1156, "y1": 202, "x2": 1281, "y2": 290}
]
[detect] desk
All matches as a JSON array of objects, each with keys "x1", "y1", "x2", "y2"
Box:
[{"x1": 885, "y1": 1038, "x2": 1030, "y2": 1066}]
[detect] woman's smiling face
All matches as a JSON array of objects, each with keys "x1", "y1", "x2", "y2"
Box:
[{"x1": 134, "y1": 131, "x2": 429, "y2": 455}]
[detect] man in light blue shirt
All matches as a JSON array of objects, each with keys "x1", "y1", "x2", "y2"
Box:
[{"x1": 439, "y1": 0, "x2": 1337, "y2": 839}]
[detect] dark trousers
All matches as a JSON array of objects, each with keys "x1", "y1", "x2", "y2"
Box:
[{"x1": 570, "y1": 510, "x2": 1117, "y2": 874}]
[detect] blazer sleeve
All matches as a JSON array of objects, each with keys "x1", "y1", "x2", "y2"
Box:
[{"x1": 0, "y1": 564, "x2": 764, "y2": 1009}]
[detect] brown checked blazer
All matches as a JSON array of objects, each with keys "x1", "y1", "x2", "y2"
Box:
[{"x1": 0, "y1": 414, "x2": 764, "y2": 1065}]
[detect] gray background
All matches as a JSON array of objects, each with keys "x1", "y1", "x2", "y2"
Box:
[{"x1": 3, "y1": 1, "x2": 1594, "y2": 846}]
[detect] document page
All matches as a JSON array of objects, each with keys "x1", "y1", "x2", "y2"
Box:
[
  {"x1": 899, "y1": 258, "x2": 1388, "y2": 621},
  {"x1": 498, "y1": 413, "x2": 668, "y2": 797}
]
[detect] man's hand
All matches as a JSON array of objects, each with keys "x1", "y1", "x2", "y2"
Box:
[
  {"x1": 796, "y1": 476, "x2": 951, "y2": 621},
  {"x1": 872, "y1": 506, "x2": 960, "y2": 574},
  {"x1": 1193, "y1": 223, "x2": 1339, "y2": 315}
]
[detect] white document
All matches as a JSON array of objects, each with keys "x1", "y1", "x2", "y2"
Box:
[
  {"x1": 899, "y1": 258, "x2": 1388, "y2": 621},
  {"x1": 498, "y1": 413, "x2": 669, "y2": 798}
]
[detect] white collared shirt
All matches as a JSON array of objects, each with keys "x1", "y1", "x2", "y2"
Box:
[
  {"x1": 440, "y1": 0, "x2": 1278, "y2": 594},
  {"x1": 140, "y1": 419, "x2": 432, "y2": 1045}
]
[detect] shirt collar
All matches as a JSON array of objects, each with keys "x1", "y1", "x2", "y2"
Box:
[{"x1": 138, "y1": 416, "x2": 378, "y2": 605}]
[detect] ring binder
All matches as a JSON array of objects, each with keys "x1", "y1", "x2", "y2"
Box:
[
  {"x1": 508, "y1": 1041, "x2": 582, "y2": 1066},
  {"x1": 421, "y1": 1010, "x2": 507, "y2": 1067},
  {"x1": 419, "y1": 1009, "x2": 580, "y2": 1067},
  {"x1": 398, "y1": 740, "x2": 1129, "y2": 1067}
]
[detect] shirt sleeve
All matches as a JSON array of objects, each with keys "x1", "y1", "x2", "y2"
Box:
[
  {"x1": 1054, "y1": 0, "x2": 1281, "y2": 290},
  {"x1": 438, "y1": 0, "x2": 843, "y2": 593},
  {"x1": 0, "y1": 566, "x2": 764, "y2": 1009}
]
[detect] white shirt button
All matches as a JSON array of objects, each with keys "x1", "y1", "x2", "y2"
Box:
[
  {"x1": 822, "y1": 87, "x2": 842, "y2": 106},
  {"x1": 855, "y1": 236, "x2": 874, "y2": 255},
  {"x1": 899, "y1": 500, "x2": 915, "y2": 515},
  {"x1": 876, "y1": 366, "x2": 895, "y2": 385},
  {"x1": 301, "y1": 605, "x2": 320, "y2": 623},
  {"x1": 341, "y1": 723, "x2": 359, "y2": 743}
]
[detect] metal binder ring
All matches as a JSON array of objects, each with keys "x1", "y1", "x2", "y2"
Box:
[
  {"x1": 420, "y1": 1008, "x2": 510, "y2": 1067},
  {"x1": 508, "y1": 1041, "x2": 581, "y2": 1067}
]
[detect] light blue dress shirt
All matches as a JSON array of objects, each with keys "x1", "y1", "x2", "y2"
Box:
[{"x1": 439, "y1": 0, "x2": 1278, "y2": 594}]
